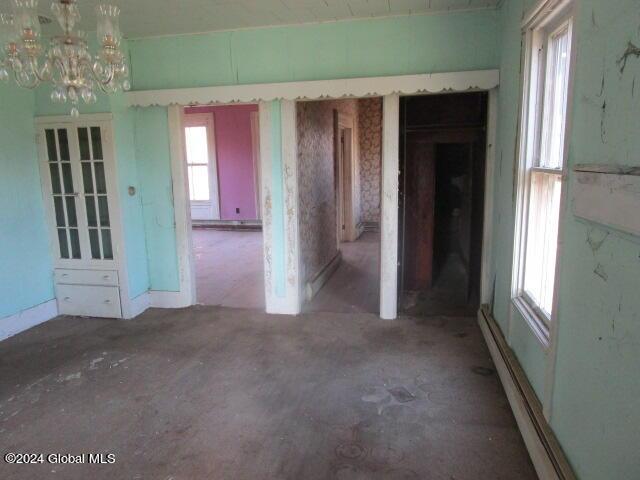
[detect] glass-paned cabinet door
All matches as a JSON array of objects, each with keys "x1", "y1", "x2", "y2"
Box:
[
  {"x1": 78, "y1": 126, "x2": 113, "y2": 260},
  {"x1": 40, "y1": 121, "x2": 116, "y2": 265},
  {"x1": 44, "y1": 128, "x2": 81, "y2": 259}
]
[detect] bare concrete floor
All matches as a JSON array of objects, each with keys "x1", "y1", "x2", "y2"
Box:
[
  {"x1": 307, "y1": 232, "x2": 381, "y2": 314},
  {"x1": 0, "y1": 307, "x2": 536, "y2": 479},
  {"x1": 193, "y1": 229, "x2": 265, "y2": 309}
]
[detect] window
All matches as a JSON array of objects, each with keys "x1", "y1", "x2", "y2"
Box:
[
  {"x1": 513, "y1": 1, "x2": 574, "y2": 343},
  {"x1": 185, "y1": 126, "x2": 211, "y2": 202}
]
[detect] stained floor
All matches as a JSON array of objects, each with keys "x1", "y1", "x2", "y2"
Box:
[
  {"x1": 0, "y1": 307, "x2": 536, "y2": 480},
  {"x1": 307, "y1": 232, "x2": 381, "y2": 314},
  {"x1": 193, "y1": 228, "x2": 264, "y2": 309}
]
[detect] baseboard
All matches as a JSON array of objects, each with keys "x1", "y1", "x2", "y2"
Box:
[
  {"x1": 478, "y1": 305, "x2": 576, "y2": 480},
  {"x1": 305, "y1": 251, "x2": 342, "y2": 301},
  {"x1": 362, "y1": 221, "x2": 380, "y2": 232},
  {"x1": 125, "y1": 292, "x2": 152, "y2": 319},
  {"x1": 193, "y1": 220, "x2": 262, "y2": 231},
  {"x1": 0, "y1": 299, "x2": 58, "y2": 341},
  {"x1": 149, "y1": 290, "x2": 193, "y2": 309}
]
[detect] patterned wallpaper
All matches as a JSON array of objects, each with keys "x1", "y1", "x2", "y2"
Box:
[
  {"x1": 357, "y1": 98, "x2": 382, "y2": 225},
  {"x1": 296, "y1": 99, "x2": 359, "y2": 284}
]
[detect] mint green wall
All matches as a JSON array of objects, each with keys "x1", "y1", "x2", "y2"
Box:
[
  {"x1": 128, "y1": 11, "x2": 501, "y2": 292},
  {"x1": 128, "y1": 11, "x2": 500, "y2": 90},
  {"x1": 111, "y1": 94, "x2": 151, "y2": 299},
  {"x1": 0, "y1": 86, "x2": 54, "y2": 318},
  {"x1": 493, "y1": 1, "x2": 640, "y2": 478},
  {"x1": 133, "y1": 107, "x2": 180, "y2": 291}
]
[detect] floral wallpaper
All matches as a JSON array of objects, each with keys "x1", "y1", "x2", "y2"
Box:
[
  {"x1": 296, "y1": 99, "x2": 359, "y2": 284},
  {"x1": 357, "y1": 97, "x2": 382, "y2": 225}
]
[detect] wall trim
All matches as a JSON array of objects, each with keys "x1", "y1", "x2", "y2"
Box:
[
  {"x1": 127, "y1": 292, "x2": 151, "y2": 319},
  {"x1": 0, "y1": 299, "x2": 58, "y2": 341},
  {"x1": 478, "y1": 305, "x2": 576, "y2": 480},
  {"x1": 306, "y1": 251, "x2": 342, "y2": 301},
  {"x1": 148, "y1": 290, "x2": 193, "y2": 309},
  {"x1": 167, "y1": 106, "x2": 198, "y2": 308},
  {"x1": 126, "y1": 71, "x2": 499, "y2": 107},
  {"x1": 379, "y1": 94, "x2": 400, "y2": 320}
]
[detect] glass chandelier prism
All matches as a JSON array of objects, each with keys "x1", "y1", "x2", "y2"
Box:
[{"x1": 0, "y1": 0, "x2": 130, "y2": 116}]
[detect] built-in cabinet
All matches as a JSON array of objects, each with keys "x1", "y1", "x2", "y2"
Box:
[{"x1": 37, "y1": 115, "x2": 126, "y2": 318}]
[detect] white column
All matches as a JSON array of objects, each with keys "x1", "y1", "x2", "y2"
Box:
[
  {"x1": 380, "y1": 94, "x2": 400, "y2": 320},
  {"x1": 259, "y1": 100, "x2": 301, "y2": 315}
]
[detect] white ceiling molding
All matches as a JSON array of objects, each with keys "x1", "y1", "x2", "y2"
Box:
[{"x1": 125, "y1": 70, "x2": 500, "y2": 107}]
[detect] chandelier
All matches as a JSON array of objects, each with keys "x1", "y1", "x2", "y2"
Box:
[{"x1": 0, "y1": 0, "x2": 130, "y2": 116}]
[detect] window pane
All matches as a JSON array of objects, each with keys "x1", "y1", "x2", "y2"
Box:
[
  {"x1": 95, "y1": 162, "x2": 107, "y2": 194},
  {"x1": 86, "y1": 196, "x2": 97, "y2": 227},
  {"x1": 54, "y1": 196, "x2": 65, "y2": 227},
  {"x1": 61, "y1": 163, "x2": 74, "y2": 193},
  {"x1": 57, "y1": 129, "x2": 70, "y2": 161},
  {"x1": 89, "y1": 229, "x2": 101, "y2": 259},
  {"x1": 101, "y1": 229, "x2": 113, "y2": 260},
  {"x1": 69, "y1": 229, "x2": 81, "y2": 259},
  {"x1": 57, "y1": 229, "x2": 69, "y2": 259},
  {"x1": 188, "y1": 165, "x2": 210, "y2": 201},
  {"x1": 185, "y1": 126, "x2": 209, "y2": 165},
  {"x1": 82, "y1": 163, "x2": 94, "y2": 194},
  {"x1": 65, "y1": 196, "x2": 77, "y2": 227},
  {"x1": 90, "y1": 127, "x2": 103, "y2": 159},
  {"x1": 78, "y1": 128, "x2": 90, "y2": 160},
  {"x1": 523, "y1": 171, "x2": 562, "y2": 315},
  {"x1": 49, "y1": 164, "x2": 61, "y2": 194},
  {"x1": 98, "y1": 195, "x2": 110, "y2": 227},
  {"x1": 539, "y1": 26, "x2": 571, "y2": 169},
  {"x1": 45, "y1": 129, "x2": 58, "y2": 162}
]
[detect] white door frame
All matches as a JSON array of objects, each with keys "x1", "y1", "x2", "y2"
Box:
[
  {"x1": 156, "y1": 71, "x2": 499, "y2": 318},
  {"x1": 183, "y1": 112, "x2": 221, "y2": 221},
  {"x1": 335, "y1": 112, "x2": 358, "y2": 244},
  {"x1": 250, "y1": 111, "x2": 262, "y2": 220}
]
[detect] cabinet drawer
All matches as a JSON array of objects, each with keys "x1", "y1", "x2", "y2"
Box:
[
  {"x1": 56, "y1": 284, "x2": 122, "y2": 318},
  {"x1": 55, "y1": 269, "x2": 119, "y2": 287}
]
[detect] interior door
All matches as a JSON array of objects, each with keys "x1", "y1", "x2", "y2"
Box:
[{"x1": 184, "y1": 113, "x2": 220, "y2": 221}]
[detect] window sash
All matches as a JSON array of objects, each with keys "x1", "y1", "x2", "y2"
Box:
[
  {"x1": 522, "y1": 170, "x2": 562, "y2": 319},
  {"x1": 513, "y1": 5, "x2": 574, "y2": 336},
  {"x1": 537, "y1": 21, "x2": 571, "y2": 170}
]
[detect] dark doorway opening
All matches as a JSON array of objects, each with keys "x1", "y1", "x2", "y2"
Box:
[{"x1": 398, "y1": 93, "x2": 487, "y2": 316}]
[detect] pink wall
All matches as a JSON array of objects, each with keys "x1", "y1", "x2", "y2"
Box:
[{"x1": 185, "y1": 104, "x2": 259, "y2": 220}]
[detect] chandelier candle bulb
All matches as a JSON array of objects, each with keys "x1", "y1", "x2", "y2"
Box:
[{"x1": 0, "y1": 0, "x2": 130, "y2": 116}]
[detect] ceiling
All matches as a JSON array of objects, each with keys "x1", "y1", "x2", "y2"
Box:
[{"x1": 0, "y1": 0, "x2": 500, "y2": 39}]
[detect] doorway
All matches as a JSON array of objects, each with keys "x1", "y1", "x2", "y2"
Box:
[
  {"x1": 182, "y1": 105, "x2": 265, "y2": 309},
  {"x1": 294, "y1": 98, "x2": 382, "y2": 314},
  {"x1": 398, "y1": 93, "x2": 487, "y2": 316}
]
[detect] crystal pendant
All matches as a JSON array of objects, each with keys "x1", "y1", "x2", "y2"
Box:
[{"x1": 70, "y1": 106, "x2": 79, "y2": 118}]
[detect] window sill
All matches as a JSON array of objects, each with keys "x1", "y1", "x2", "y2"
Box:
[{"x1": 512, "y1": 296, "x2": 551, "y2": 349}]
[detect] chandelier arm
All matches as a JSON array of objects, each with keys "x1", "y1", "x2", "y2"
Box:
[
  {"x1": 11, "y1": 66, "x2": 39, "y2": 89},
  {"x1": 85, "y1": 60, "x2": 117, "y2": 91},
  {"x1": 51, "y1": 56, "x2": 68, "y2": 83},
  {"x1": 27, "y1": 57, "x2": 52, "y2": 83}
]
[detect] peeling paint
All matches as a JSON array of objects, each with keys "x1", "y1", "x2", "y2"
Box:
[
  {"x1": 617, "y1": 41, "x2": 640, "y2": 74},
  {"x1": 594, "y1": 263, "x2": 608, "y2": 282}
]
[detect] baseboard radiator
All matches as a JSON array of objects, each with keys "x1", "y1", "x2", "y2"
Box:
[
  {"x1": 477, "y1": 305, "x2": 576, "y2": 480},
  {"x1": 306, "y1": 252, "x2": 342, "y2": 301}
]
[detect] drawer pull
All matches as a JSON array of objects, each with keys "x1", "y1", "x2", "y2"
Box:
[
  {"x1": 64, "y1": 297, "x2": 71, "y2": 302},
  {"x1": 102, "y1": 275, "x2": 110, "y2": 280},
  {"x1": 104, "y1": 299, "x2": 111, "y2": 304},
  {"x1": 61, "y1": 273, "x2": 69, "y2": 277}
]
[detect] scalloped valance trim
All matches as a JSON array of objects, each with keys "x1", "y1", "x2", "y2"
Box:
[{"x1": 125, "y1": 70, "x2": 499, "y2": 107}]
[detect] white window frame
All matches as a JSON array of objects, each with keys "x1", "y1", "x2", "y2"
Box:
[
  {"x1": 512, "y1": 0, "x2": 576, "y2": 347},
  {"x1": 183, "y1": 112, "x2": 221, "y2": 220}
]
